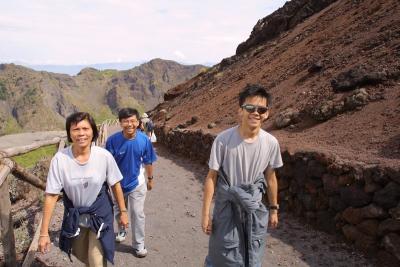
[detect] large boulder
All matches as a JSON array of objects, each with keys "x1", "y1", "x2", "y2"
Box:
[
  {"x1": 274, "y1": 108, "x2": 300, "y2": 128},
  {"x1": 342, "y1": 207, "x2": 363, "y2": 225},
  {"x1": 389, "y1": 204, "x2": 400, "y2": 220},
  {"x1": 360, "y1": 204, "x2": 388, "y2": 219},
  {"x1": 378, "y1": 219, "x2": 400, "y2": 237},
  {"x1": 344, "y1": 88, "x2": 369, "y2": 109},
  {"x1": 373, "y1": 182, "x2": 400, "y2": 209},
  {"x1": 382, "y1": 233, "x2": 400, "y2": 262},
  {"x1": 356, "y1": 220, "x2": 379, "y2": 237},
  {"x1": 322, "y1": 174, "x2": 340, "y2": 195},
  {"x1": 340, "y1": 185, "x2": 372, "y2": 207},
  {"x1": 310, "y1": 88, "x2": 369, "y2": 121},
  {"x1": 331, "y1": 67, "x2": 387, "y2": 92}
]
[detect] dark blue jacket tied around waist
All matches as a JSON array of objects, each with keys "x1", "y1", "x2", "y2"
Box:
[
  {"x1": 59, "y1": 183, "x2": 115, "y2": 264},
  {"x1": 206, "y1": 169, "x2": 269, "y2": 267}
]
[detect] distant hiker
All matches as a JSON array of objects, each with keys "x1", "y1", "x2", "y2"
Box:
[
  {"x1": 201, "y1": 84, "x2": 283, "y2": 267},
  {"x1": 140, "y1": 112, "x2": 156, "y2": 142},
  {"x1": 38, "y1": 112, "x2": 128, "y2": 267},
  {"x1": 106, "y1": 108, "x2": 157, "y2": 258},
  {"x1": 138, "y1": 119, "x2": 145, "y2": 132}
]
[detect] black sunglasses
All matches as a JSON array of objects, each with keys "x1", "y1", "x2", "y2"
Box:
[{"x1": 241, "y1": 104, "x2": 269, "y2": 114}]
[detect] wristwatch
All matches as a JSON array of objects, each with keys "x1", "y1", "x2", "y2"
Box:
[
  {"x1": 148, "y1": 176, "x2": 154, "y2": 180},
  {"x1": 269, "y1": 204, "x2": 279, "y2": 210}
]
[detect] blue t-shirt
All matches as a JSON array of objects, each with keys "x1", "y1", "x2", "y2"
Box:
[{"x1": 105, "y1": 131, "x2": 157, "y2": 193}]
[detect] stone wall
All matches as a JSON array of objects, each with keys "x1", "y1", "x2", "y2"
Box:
[
  {"x1": 155, "y1": 126, "x2": 400, "y2": 265},
  {"x1": 278, "y1": 150, "x2": 400, "y2": 265},
  {"x1": 155, "y1": 126, "x2": 215, "y2": 164}
]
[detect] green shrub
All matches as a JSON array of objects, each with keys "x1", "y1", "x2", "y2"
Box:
[
  {"x1": 0, "y1": 81, "x2": 7, "y2": 100},
  {"x1": 12, "y1": 144, "x2": 57, "y2": 168}
]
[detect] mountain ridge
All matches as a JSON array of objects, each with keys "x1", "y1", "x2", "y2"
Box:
[{"x1": 0, "y1": 59, "x2": 206, "y2": 135}]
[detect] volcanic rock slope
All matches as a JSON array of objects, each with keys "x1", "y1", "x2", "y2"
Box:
[
  {"x1": 0, "y1": 59, "x2": 205, "y2": 135},
  {"x1": 153, "y1": 0, "x2": 400, "y2": 168}
]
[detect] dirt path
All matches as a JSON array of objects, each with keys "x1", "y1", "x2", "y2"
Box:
[
  {"x1": 35, "y1": 144, "x2": 375, "y2": 267},
  {"x1": 0, "y1": 131, "x2": 66, "y2": 150}
]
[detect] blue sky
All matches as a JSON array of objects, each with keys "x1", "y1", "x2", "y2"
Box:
[{"x1": 0, "y1": 0, "x2": 287, "y2": 65}]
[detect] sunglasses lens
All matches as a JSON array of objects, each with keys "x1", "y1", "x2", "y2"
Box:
[
  {"x1": 243, "y1": 105, "x2": 256, "y2": 113},
  {"x1": 243, "y1": 104, "x2": 268, "y2": 114},
  {"x1": 258, "y1": 107, "x2": 268, "y2": 114}
]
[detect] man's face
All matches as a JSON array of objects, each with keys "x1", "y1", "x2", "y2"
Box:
[
  {"x1": 238, "y1": 96, "x2": 269, "y2": 130},
  {"x1": 120, "y1": 115, "x2": 139, "y2": 136}
]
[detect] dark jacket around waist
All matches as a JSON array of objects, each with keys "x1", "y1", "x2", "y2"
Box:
[
  {"x1": 59, "y1": 183, "x2": 115, "y2": 264},
  {"x1": 207, "y1": 169, "x2": 269, "y2": 267}
]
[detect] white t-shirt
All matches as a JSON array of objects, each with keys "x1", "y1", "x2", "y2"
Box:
[
  {"x1": 209, "y1": 126, "x2": 283, "y2": 186},
  {"x1": 46, "y1": 145, "x2": 123, "y2": 208}
]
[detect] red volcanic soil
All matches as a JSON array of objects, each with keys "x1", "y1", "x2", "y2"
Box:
[{"x1": 152, "y1": 0, "x2": 400, "y2": 168}]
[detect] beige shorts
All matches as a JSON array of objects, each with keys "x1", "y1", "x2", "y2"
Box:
[{"x1": 71, "y1": 227, "x2": 107, "y2": 267}]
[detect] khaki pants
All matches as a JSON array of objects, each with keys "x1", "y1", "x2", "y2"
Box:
[
  {"x1": 115, "y1": 183, "x2": 147, "y2": 250},
  {"x1": 71, "y1": 227, "x2": 107, "y2": 267}
]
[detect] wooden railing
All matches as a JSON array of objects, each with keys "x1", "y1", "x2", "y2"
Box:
[
  {"x1": 0, "y1": 121, "x2": 118, "y2": 266},
  {"x1": 97, "y1": 119, "x2": 118, "y2": 147},
  {"x1": 0, "y1": 137, "x2": 64, "y2": 267}
]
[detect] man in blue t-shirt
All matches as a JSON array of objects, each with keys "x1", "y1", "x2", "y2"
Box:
[{"x1": 106, "y1": 108, "x2": 157, "y2": 258}]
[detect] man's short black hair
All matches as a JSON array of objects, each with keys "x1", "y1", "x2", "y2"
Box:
[
  {"x1": 118, "y1": 108, "x2": 140, "y2": 121},
  {"x1": 65, "y1": 112, "x2": 99, "y2": 143},
  {"x1": 239, "y1": 84, "x2": 272, "y2": 107}
]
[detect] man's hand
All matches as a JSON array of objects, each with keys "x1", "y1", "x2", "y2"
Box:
[
  {"x1": 38, "y1": 235, "x2": 51, "y2": 253},
  {"x1": 201, "y1": 214, "x2": 212, "y2": 235},
  {"x1": 119, "y1": 211, "x2": 129, "y2": 229},
  {"x1": 147, "y1": 178, "x2": 154, "y2": 191},
  {"x1": 202, "y1": 169, "x2": 217, "y2": 236},
  {"x1": 269, "y1": 211, "x2": 278, "y2": 228}
]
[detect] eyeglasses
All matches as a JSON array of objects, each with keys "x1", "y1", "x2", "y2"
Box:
[
  {"x1": 241, "y1": 104, "x2": 269, "y2": 114},
  {"x1": 121, "y1": 119, "x2": 138, "y2": 125}
]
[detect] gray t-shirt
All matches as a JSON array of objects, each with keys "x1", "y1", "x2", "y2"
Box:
[
  {"x1": 209, "y1": 126, "x2": 283, "y2": 186},
  {"x1": 46, "y1": 145, "x2": 123, "y2": 208}
]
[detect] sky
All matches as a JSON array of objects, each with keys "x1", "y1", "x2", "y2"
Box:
[{"x1": 0, "y1": 0, "x2": 287, "y2": 66}]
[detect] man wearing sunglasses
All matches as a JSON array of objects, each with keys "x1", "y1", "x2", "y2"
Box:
[{"x1": 202, "y1": 83, "x2": 283, "y2": 266}]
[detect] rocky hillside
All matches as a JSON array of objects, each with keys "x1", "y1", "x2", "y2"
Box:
[
  {"x1": 152, "y1": 0, "x2": 400, "y2": 168},
  {"x1": 0, "y1": 59, "x2": 205, "y2": 135},
  {"x1": 150, "y1": 1, "x2": 400, "y2": 264}
]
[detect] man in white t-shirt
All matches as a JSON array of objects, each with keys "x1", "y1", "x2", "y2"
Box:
[{"x1": 202, "y1": 84, "x2": 283, "y2": 266}]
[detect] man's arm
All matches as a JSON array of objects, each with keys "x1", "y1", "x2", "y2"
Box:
[
  {"x1": 201, "y1": 169, "x2": 218, "y2": 235},
  {"x1": 111, "y1": 182, "x2": 129, "y2": 228},
  {"x1": 265, "y1": 167, "x2": 279, "y2": 228},
  {"x1": 144, "y1": 164, "x2": 154, "y2": 190}
]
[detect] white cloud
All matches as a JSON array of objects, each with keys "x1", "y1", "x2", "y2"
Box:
[
  {"x1": 0, "y1": 0, "x2": 287, "y2": 65},
  {"x1": 173, "y1": 50, "x2": 186, "y2": 60}
]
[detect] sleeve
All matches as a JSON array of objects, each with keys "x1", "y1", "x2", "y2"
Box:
[
  {"x1": 105, "y1": 152, "x2": 123, "y2": 186},
  {"x1": 45, "y1": 155, "x2": 63, "y2": 194},
  {"x1": 268, "y1": 138, "x2": 283, "y2": 169},
  {"x1": 105, "y1": 137, "x2": 114, "y2": 156},
  {"x1": 143, "y1": 138, "x2": 157, "y2": 165},
  {"x1": 208, "y1": 136, "x2": 223, "y2": 171}
]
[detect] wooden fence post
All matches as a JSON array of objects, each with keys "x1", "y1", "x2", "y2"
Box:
[
  {"x1": 0, "y1": 164, "x2": 17, "y2": 267},
  {"x1": 11, "y1": 162, "x2": 46, "y2": 191}
]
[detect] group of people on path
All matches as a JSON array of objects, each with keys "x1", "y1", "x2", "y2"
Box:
[
  {"x1": 38, "y1": 109, "x2": 157, "y2": 266},
  {"x1": 38, "y1": 83, "x2": 282, "y2": 267}
]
